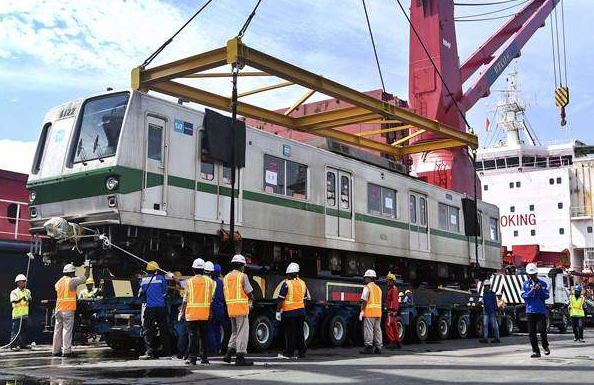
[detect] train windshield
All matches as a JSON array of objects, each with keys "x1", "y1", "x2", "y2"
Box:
[{"x1": 72, "y1": 92, "x2": 130, "y2": 164}]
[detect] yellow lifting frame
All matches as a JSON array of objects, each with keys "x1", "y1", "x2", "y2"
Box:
[{"x1": 131, "y1": 37, "x2": 478, "y2": 156}]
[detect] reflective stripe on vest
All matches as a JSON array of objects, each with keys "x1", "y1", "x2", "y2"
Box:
[
  {"x1": 55, "y1": 276, "x2": 77, "y2": 312},
  {"x1": 11, "y1": 289, "x2": 30, "y2": 319},
  {"x1": 569, "y1": 295, "x2": 585, "y2": 317},
  {"x1": 363, "y1": 282, "x2": 382, "y2": 318},
  {"x1": 283, "y1": 278, "x2": 306, "y2": 312},
  {"x1": 80, "y1": 288, "x2": 98, "y2": 299},
  {"x1": 185, "y1": 275, "x2": 214, "y2": 321},
  {"x1": 223, "y1": 271, "x2": 249, "y2": 317}
]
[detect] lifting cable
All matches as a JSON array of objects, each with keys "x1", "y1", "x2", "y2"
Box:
[
  {"x1": 141, "y1": 0, "x2": 216, "y2": 68},
  {"x1": 454, "y1": 12, "x2": 519, "y2": 22},
  {"x1": 454, "y1": 0, "x2": 530, "y2": 20},
  {"x1": 549, "y1": 1, "x2": 568, "y2": 88},
  {"x1": 361, "y1": 0, "x2": 386, "y2": 93},
  {"x1": 455, "y1": 0, "x2": 523, "y2": 5},
  {"x1": 237, "y1": 0, "x2": 265, "y2": 39}
]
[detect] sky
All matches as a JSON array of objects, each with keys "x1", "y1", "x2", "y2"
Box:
[{"x1": 0, "y1": 0, "x2": 591, "y2": 174}]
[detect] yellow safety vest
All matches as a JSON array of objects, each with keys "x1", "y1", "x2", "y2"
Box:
[
  {"x1": 11, "y1": 288, "x2": 30, "y2": 319},
  {"x1": 569, "y1": 295, "x2": 585, "y2": 317},
  {"x1": 223, "y1": 271, "x2": 250, "y2": 317},
  {"x1": 283, "y1": 278, "x2": 307, "y2": 312},
  {"x1": 80, "y1": 288, "x2": 98, "y2": 299},
  {"x1": 363, "y1": 282, "x2": 382, "y2": 318},
  {"x1": 185, "y1": 275, "x2": 215, "y2": 321}
]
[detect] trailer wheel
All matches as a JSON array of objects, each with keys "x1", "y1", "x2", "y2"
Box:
[
  {"x1": 395, "y1": 316, "x2": 406, "y2": 343},
  {"x1": 414, "y1": 316, "x2": 429, "y2": 342},
  {"x1": 327, "y1": 316, "x2": 347, "y2": 346},
  {"x1": 249, "y1": 314, "x2": 273, "y2": 352},
  {"x1": 558, "y1": 314, "x2": 568, "y2": 333},
  {"x1": 455, "y1": 316, "x2": 469, "y2": 339},
  {"x1": 303, "y1": 318, "x2": 314, "y2": 346},
  {"x1": 432, "y1": 316, "x2": 450, "y2": 340},
  {"x1": 503, "y1": 316, "x2": 514, "y2": 336}
]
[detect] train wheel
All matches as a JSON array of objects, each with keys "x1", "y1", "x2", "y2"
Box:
[
  {"x1": 395, "y1": 316, "x2": 406, "y2": 343},
  {"x1": 432, "y1": 316, "x2": 449, "y2": 340},
  {"x1": 455, "y1": 316, "x2": 469, "y2": 339},
  {"x1": 414, "y1": 317, "x2": 429, "y2": 342},
  {"x1": 249, "y1": 314, "x2": 273, "y2": 352},
  {"x1": 327, "y1": 316, "x2": 347, "y2": 346},
  {"x1": 303, "y1": 318, "x2": 314, "y2": 347}
]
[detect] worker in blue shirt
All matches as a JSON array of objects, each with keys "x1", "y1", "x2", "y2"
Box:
[
  {"x1": 479, "y1": 280, "x2": 500, "y2": 343},
  {"x1": 206, "y1": 262, "x2": 226, "y2": 354},
  {"x1": 521, "y1": 263, "x2": 550, "y2": 358},
  {"x1": 138, "y1": 261, "x2": 172, "y2": 360}
]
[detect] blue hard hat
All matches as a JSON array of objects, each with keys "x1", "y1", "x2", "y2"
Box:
[
  {"x1": 214, "y1": 263, "x2": 221, "y2": 275},
  {"x1": 575, "y1": 285, "x2": 583, "y2": 292}
]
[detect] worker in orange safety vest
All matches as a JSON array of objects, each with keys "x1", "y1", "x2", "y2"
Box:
[{"x1": 360, "y1": 269, "x2": 382, "y2": 354}]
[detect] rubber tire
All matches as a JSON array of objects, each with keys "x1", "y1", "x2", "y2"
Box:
[
  {"x1": 455, "y1": 316, "x2": 469, "y2": 339},
  {"x1": 558, "y1": 314, "x2": 568, "y2": 333},
  {"x1": 249, "y1": 314, "x2": 273, "y2": 352},
  {"x1": 501, "y1": 316, "x2": 514, "y2": 336},
  {"x1": 327, "y1": 315, "x2": 347, "y2": 347},
  {"x1": 395, "y1": 316, "x2": 406, "y2": 343},
  {"x1": 414, "y1": 316, "x2": 429, "y2": 342},
  {"x1": 518, "y1": 322, "x2": 528, "y2": 333},
  {"x1": 303, "y1": 317, "x2": 315, "y2": 347},
  {"x1": 432, "y1": 316, "x2": 450, "y2": 340}
]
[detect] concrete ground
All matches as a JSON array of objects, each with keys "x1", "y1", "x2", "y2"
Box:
[{"x1": 1, "y1": 330, "x2": 593, "y2": 385}]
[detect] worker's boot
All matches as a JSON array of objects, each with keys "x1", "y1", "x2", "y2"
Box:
[
  {"x1": 223, "y1": 348, "x2": 236, "y2": 363},
  {"x1": 235, "y1": 353, "x2": 254, "y2": 366},
  {"x1": 359, "y1": 346, "x2": 373, "y2": 355},
  {"x1": 530, "y1": 352, "x2": 541, "y2": 358},
  {"x1": 373, "y1": 347, "x2": 382, "y2": 354},
  {"x1": 492, "y1": 339, "x2": 501, "y2": 343},
  {"x1": 543, "y1": 346, "x2": 550, "y2": 356},
  {"x1": 185, "y1": 358, "x2": 197, "y2": 365}
]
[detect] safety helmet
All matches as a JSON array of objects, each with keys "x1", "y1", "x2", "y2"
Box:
[
  {"x1": 63, "y1": 263, "x2": 76, "y2": 274},
  {"x1": 496, "y1": 292, "x2": 502, "y2": 297},
  {"x1": 575, "y1": 285, "x2": 583, "y2": 292},
  {"x1": 192, "y1": 258, "x2": 205, "y2": 269},
  {"x1": 386, "y1": 272, "x2": 396, "y2": 281},
  {"x1": 214, "y1": 263, "x2": 222, "y2": 275},
  {"x1": 86, "y1": 277, "x2": 95, "y2": 285},
  {"x1": 483, "y1": 279, "x2": 491, "y2": 286},
  {"x1": 146, "y1": 261, "x2": 159, "y2": 272},
  {"x1": 286, "y1": 262, "x2": 300, "y2": 274},
  {"x1": 405, "y1": 289, "x2": 412, "y2": 295},
  {"x1": 231, "y1": 254, "x2": 246, "y2": 264},
  {"x1": 364, "y1": 269, "x2": 377, "y2": 278},
  {"x1": 204, "y1": 261, "x2": 215, "y2": 272},
  {"x1": 14, "y1": 274, "x2": 27, "y2": 283},
  {"x1": 525, "y1": 263, "x2": 538, "y2": 275},
  {"x1": 398, "y1": 292, "x2": 404, "y2": 298}
]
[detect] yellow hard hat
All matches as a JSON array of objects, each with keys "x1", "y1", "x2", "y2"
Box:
[
  {"x1": 86, "y1": 277, "x2": 95, "y2": 285},
  {"x1": 386, "y1": 272, "x2": 396, "y2": 281},
  {"x1": 146, "y1": 261, "x2": 159, "y2": 272}
]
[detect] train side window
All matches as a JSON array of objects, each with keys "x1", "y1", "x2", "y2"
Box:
[
  {"x1": 32, "y1": 122, "x2": 51, "y2": 174},
  {"x1": 448, "y1": 206, "x2": 460, "y2": 232},
  {"x1": 409, "y1": 195, "x2": 417, "y2": 224},
  {"x1": 147, "y1": 123, "x2": 162, "y2": 162},
  {"x1": 419, "y1": 197, "x2": 427, "y2": 226},
  {"x1": 438, "y1": 203, "x2": 448, "y2": 230},
  {"x1": 326, "y1": 172, "x2": 336, "y2": 207},
  {"x1": 222, "y1": 164, "x2": 232, "y2": 184},
  {"x1": 438, "y1": 203, "x2": 459, "y2": 232},
  {"x1": 200, "y1": 134, "x2": 214, "y2": 181},
  {"x1": 367, "y1": 184, "x2": 381, "y2": 215},
  {"x1": 286, "y1": 160, "x2": 307, "y2": 199},
  {"x1": 340, "y1": 175, "x2": 350, "y2": 209},
  {"x1": 489, "y1": 217, "x2": 499, "y2": 241},
  {"x1": 382, "y1": 187, "x2": 396, "y2": 219},
  {"x1": 263, "y1": 154, "x2": 285, "y2": 195}
]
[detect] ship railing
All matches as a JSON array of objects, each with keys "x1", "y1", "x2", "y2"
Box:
[
  {"x1": 0, "y1": 198, "x2": 31, "y2": 241},
  {"x1": 571, "y1": 206, "x2": 593, "y2": 218}
]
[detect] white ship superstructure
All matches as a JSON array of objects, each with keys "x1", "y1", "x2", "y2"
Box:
[{"x1": 476, "y1": 71, "x2": 594, "y2": 272}]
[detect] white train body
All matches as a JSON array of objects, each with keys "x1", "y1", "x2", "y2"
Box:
[{"x1": 27, "y1": 90, "x2": 501, "y2": 283}]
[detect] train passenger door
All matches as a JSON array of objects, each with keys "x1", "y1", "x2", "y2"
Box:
[
  {"x1": 325, "y1": 168, "x2": 353, "y2": 239},
  {"x1": 141, "y1": 116, "x2": 168, "y2": 215},
  {"x1": 409, "y1": 192, "x2": 429, "y2": 251}
]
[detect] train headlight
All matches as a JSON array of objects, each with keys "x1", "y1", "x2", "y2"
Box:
[
  {"x1": 105, "y1": 176, "x2": 119, "y2": 191},
  {"x1": 29, "y1": 190, "x2": 36, "y2": 203}
]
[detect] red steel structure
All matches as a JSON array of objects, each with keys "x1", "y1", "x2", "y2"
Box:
[{"x1": 0, "y1": 169, "x2": 31, "y2": 243}]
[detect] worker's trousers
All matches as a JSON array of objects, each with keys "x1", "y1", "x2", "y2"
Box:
[
  {"x1": 143, "y1": 306, "x2": 171, "y2": 357},
  {"x1": 10, "y1": 317, "x2": 28, "y2": 348},
  {"x1": 571, "y1": 316, "x2": 584, "y2": 340},
  {"x1": 483, "y1": 313, "x2": 500, "y2": 340},
  {"x1": 385, "y1": 313, "x2": 401, "y2": 344},
  {"x1": 527, "y1": 313, "x2": 549, "y2": 353},
  {"x1": 227, "y1": 315, "x2": 249, "y2": 354},
  {"x1": 363, "y1": 317, "x2": 382, "y2": 348},
  {"x1": 282, "y1": 315, "x2": 306, "y2": 357},
  {"x1": 187, "y1": 320, "x2": 209, "y2": 361},
  {"x1": 52, "y1": 311, "x2": 75, "y2": 354}
]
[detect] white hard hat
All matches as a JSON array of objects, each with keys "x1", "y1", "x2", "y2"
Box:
[
  {"x1": 204, "y1": 261, "x2": 215, "y2": 272},
  {"x1": 526, "y1": 263, "x2": 538, "y2": 275},
  {"x1": 364, "y1": 269, "x2": 377, "y2": 278},
  {"x1": 192, "y1": 258, "x2": 205, "y2": 269},
  {"x1": 15, "y1": 274, "x2": 27, "y2": 283},
  {"x1": 231, "y1": 254, "x2": 246, "y2": 264},
  {"x1": 63, "y1": 263, "x2": 76, "y2": 274},
  {"x1": 286, "y1": 262, "x2": 300, "y2": 274},
  {"x1": 484, "y1": 279, "x2": 491, "y2": 286}
]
